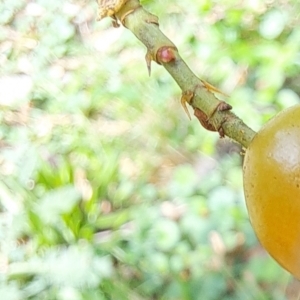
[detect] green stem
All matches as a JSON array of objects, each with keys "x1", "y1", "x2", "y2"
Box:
[{"x1": 113, "y1": 0, "x2": 256, "y2": 148}]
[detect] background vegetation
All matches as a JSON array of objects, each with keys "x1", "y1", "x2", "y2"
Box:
[{"x1": 1, "y1": 0, "x2": 300, "y2": 299}]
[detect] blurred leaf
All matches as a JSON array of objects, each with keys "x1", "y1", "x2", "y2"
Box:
[
  {"x1": 34, "y1": 185, "x2": 81, "y2": 224},
  {"x1": 168, "y1": 165, "x2": 198, "y2": 198},
  {"x1": 0, "y1": 283, "x2": 23, "y2": 300},
  {"x1": 95, "y1": 209, "x2": 131, "y2": 230},
  {"x1": 151, "y1": 219, "x2": 181, "y2": 251},
  {"x1": 259, "y1": 10, "x2": 286, "y2": 40}
]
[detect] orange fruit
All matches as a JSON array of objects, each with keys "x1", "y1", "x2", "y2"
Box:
[{"x1": 243, "y1": 104, "x2": 300, "y2": 279}]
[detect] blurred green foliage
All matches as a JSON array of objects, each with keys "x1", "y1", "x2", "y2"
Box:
[{"x1": 0, "y1": 0, "x2": 300, "y2": 299}]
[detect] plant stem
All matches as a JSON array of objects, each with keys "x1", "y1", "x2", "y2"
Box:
[{"x1": 103, "y1": 0, "x2": 257, "y2": 148}]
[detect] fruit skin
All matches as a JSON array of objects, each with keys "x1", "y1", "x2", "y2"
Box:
[{"x1": 243, "y1": 104, "x2": 300, "y2": 279}]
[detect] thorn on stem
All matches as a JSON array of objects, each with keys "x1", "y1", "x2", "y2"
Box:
[
  {"x1": 180, "y1": 90, "x2": 194, "y2": 120},
  {"x1": 145, "y1": 51, "x2": 152, "y2": 76},
  {"x1": 217, "y1": 101, "x2": 232, "y2": 111},
  {"x1": 200, "y1": 79, "x2": 228, "y2": 97}
]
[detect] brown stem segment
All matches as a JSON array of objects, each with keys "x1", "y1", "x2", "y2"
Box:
[{"x1": 108, "y1": 0, "x2": 256, "y2": 148}]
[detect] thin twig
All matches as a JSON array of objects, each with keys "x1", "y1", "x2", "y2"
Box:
[{"x1": 98, "y1": 0, "x2": 256, "y2": 148}]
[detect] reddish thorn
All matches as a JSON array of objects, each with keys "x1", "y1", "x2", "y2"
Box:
[{"x1": 217, "y1": 102, "x2": 232, "y2": 112}]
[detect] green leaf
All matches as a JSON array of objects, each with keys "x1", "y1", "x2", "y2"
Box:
[{"x1": 34, "y1": 185, "x2": 81, "y2": 224}]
